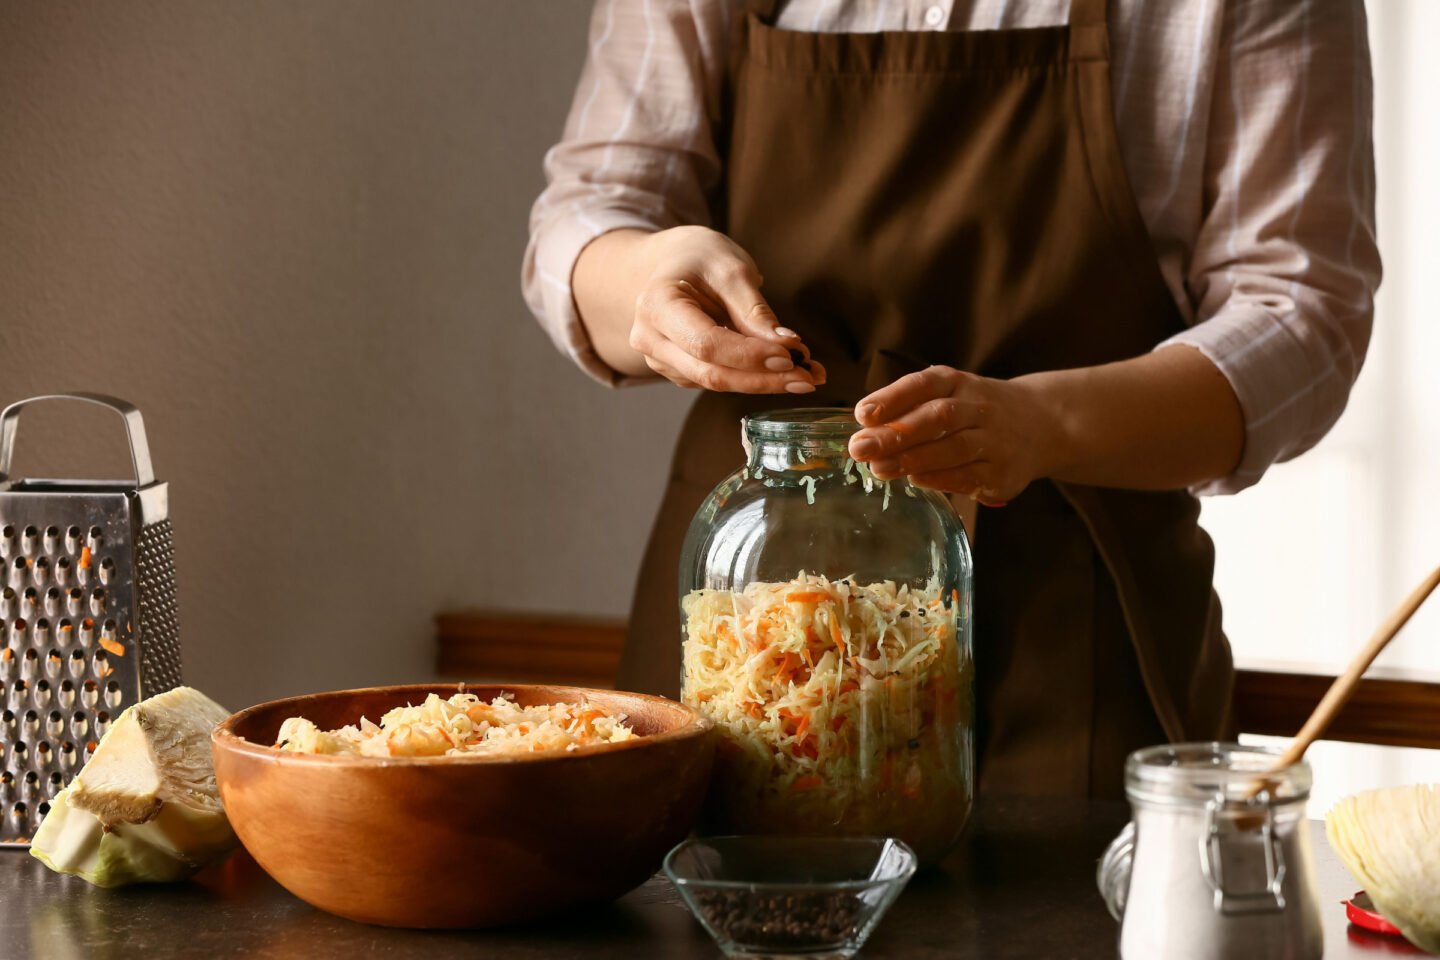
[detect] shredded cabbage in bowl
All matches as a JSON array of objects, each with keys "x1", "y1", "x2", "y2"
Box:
[
  {"x1": 682, "y1": 573, "x2": 972, "y2": 860},
  {"x1": 273, "y1": 693, "x2": 637, "y2": 758}
]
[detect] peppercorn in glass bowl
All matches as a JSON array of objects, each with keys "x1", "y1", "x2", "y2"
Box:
[{"x1": 664, "y1": 835, "x2": 917, "y2": 959}]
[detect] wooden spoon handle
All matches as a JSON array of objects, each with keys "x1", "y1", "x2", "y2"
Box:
[{"x1": 1268, "y1": 564, "x2": 1440, "y2": 774}]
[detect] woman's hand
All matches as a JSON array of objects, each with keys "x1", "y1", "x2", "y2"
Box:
[
  {"x1": 578, "y1": 226, "x2": 825, "y2": 392},
  {"x1": 847, "y1": 366, "x2": 1061, "y2": 505}
]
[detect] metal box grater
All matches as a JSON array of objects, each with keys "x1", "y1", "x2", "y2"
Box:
[{"x1": 0, "y1": 393, "x2": 181, "y2": 847}]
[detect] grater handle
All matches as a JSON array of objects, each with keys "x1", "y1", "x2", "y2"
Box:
[{"x1": 0, "y1": 393, "x2": 156, "y2": 487}]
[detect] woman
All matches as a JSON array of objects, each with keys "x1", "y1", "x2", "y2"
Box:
[{"x1": 523, "y1": 0, "x2": 1379, "y2": 798}]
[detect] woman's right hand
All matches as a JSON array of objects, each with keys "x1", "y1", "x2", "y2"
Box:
[{"x1": 625, "y1": 227, "x2": 826, "y2": 393}]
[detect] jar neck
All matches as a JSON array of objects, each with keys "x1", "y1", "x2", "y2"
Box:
[{"x1": 742, "y1": 409, "x2": 859, "y2": 474}]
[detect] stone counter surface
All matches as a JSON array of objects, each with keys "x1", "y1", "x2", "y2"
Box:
[{"x1": 0, "y1": 798, "x2": 1419, "y2": 959}]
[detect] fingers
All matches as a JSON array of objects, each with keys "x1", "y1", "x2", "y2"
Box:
[
  {"x1": 848, "y1": 396, "x2": 987, "y2": 462},
  {"x1": 866, "y1": 429, "x2": 986, "y2": 480},
  {"x1": 637, "y1": 285, "x2": 794, "y2": 373},
  {"x1": 646, "y1": 338, "x2": 816, "y2": 395},
  {"x1": 909, "y1": 464, "x2": 1009, "y2": 505},
  {"x1": 854, "y1": 366, "x2": 961, "y2": 427},
  {"x1": 704, "y1": 264, "x2": 811, "y2": 359}
]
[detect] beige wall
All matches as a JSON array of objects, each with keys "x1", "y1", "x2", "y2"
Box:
[{"x1": 0, "y1": 1, "x2": 692, "y2": 709}]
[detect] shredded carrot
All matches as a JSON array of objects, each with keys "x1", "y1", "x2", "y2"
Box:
[
  {"x1": 99, "y1": 638, "x2": 125, "y2": 657},
  {"x1": 794, "y1": 714, "x2": 811, "y2": 741},
  {"x1": 831, "y1": 715, "x2": 848, "y2": 732},
  {"x1": 773, "y1": 652, "x2": 800, "y2": 686},
  {"x1": 785, "y1": 591, "x2": 830, "y2": 604},
  {"x1": 828, "y1": 618, "x2": 847, "y2": 660},
  {"x1": 79, "y1": 547, "x2": 92, "y2": 570},
  {"x1": 839, "y1": 680, "x2": 859, "y2": 695},
  {"x1": 790, "y1": 775, "x2": 824, "y2": 793}
]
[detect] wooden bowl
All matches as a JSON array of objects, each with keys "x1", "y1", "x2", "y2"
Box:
[{"x1": 211, "y1": 683, "x2": 716, "y2": 929}]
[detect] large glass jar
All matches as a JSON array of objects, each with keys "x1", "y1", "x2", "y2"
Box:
[{"x1": 678, "y1": 408, "x2": 973, "y2": 865}]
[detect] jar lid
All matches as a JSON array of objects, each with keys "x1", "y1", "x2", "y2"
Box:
[{"x1": 1125, "y1": 741, "x2": 1312, "y2": 807}]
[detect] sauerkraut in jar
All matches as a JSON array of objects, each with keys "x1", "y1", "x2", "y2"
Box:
[{"x1": 679, "y1": 409, "x2": 973, "y2": 865}]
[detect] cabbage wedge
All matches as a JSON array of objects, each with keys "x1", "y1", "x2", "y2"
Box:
[
  {"x1": 29, "y1": 686, "x2": 238, "y2": 887},
  {"x1": 1326, "y1": 784, "x2": 1440, "y2": 954}
]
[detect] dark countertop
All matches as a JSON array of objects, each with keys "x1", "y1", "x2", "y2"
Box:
[{"x1": 0, "y1": 797, "x2": 1422, "y2": 960}]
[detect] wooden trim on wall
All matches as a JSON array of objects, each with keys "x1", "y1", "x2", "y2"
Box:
[
  {"x1": 435, "y1": 610, "x2": 625, "y2": 689},
  {"x1": 436, "y1": 611, "x2": 1440, "y2": 750},
  {"x1": 1232, "y1": 667, "x2": 1440, "y2": 750}
]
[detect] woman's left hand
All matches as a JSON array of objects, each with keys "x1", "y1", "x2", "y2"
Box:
[{"x1": 847, "y1": 366, "x2": 1061, "y2": 505}]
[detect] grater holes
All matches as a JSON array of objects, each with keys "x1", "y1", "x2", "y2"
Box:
[
  {"x1": 60, "y1": 741, "x2": 76, "y2": 768},
  {"x1": 38, "y1": 799, "x2": 52, "y2": 819},
  {"x1": 0, "y1": 525, "x2": 14, "y2": 557},
  {"x1": 33, "y1": 679, "x2": 51, "y2": 709},
  {"x1": 47, "y1": 772, "x2": 62, "y2": 796},
  {"x1": 11, "y1": 802, "x2": 27, "y2": 827},
  {"x1": 10, "y1": 741, "x2": 27, "y2": 764},
  {"x1": 87, "y1": 527, "x2": 103, "y2": 549},
  {"x1": 90, "y1": 590, "x2": 107, "y2": 616},
  {"x1": 0, "y1": 586, "x2": 13, "y2": 618},
  {"x1": 43, "y1": 527, "x2": 60, "y2": 555},
  {"x1": 0, "y1": 771, "x2": 11, "y2": 797},
  {"x1": 71, "y1": 712, "x2": 88, "y2": 737},
  {"x1": 21, "y1": 587, "x2": 37, "y2": 619},
  {"x1": 93, "y1": 650, "x2": 112, "y2": 679},
  {"x1": 99, "y1": 558, "x2": 114, "y2": 585},
  {"x1": 34, "y1": 618, "x2": 50, "y2": 644},
  {"x1": 78, "y1": 617, "x2": 93, "y2": 647},
  {"x1": 23, "y1": 709, "x2": 38, "y2": 737},
  {"x1": 57, "y1": 618, "x2": 73, "y2": 647},
  {"x1": 104, "y1": 680, "x2": 122, "y2": 709},
  {"x1": 95, "y1": 711, "x2": 111, "y2": 737},
  {"x1": 22, "y1": 771, "x2": 38, "y2": 797},
  {"x1": 35, "y1": 741, "x2": 51, "y2": 767},
  {"x1": 66, "y1": 588, "x2": 82, "y2": 617},
  {"x1": 21, "y1": 648, "x2": 37, "y2": 679},
  {"x1": 45, "y1": 710, "x2": 63, "y2": 737},
  {"x1": 8, "y1": 556, "x2": 27, "y2": 590},
  {"x1": 0, "y1": 647, "x2": 11, "y2": 681},
  {"x1": 85, "y1": 740, "x2": 97, "y2": 757},
  {"x1": 55, "y1": 555, "x2": 72, "y2": 587},
  {"x1": 21, "y1": 527, "x2": 38, "y2": 556},
  {"x1": 10, "y1": 678, "x2": 27, "y2": 706},
  {"x1": 31, "y1": 557, "x2": 50, "y2": 587},
  {"x1": 68, "y1": 650, "x2": 85, "y2": 679},
  {"x1": 43, "y1": 646, "x2": 60, "y2": 678},
  {"x1": 44, "y1": 586, "x2": 60, "y2": 617},
  {"x1": 81, "y1": 680, "x2": 98, "y2": 709},
  {"x1": 0, "y1": 708, "x2": 12, "y2": 733},
  {"x1": 65, "y1": 526, "x2": 81, "y2": 555},
  {"x1": 58, "y1": 678, "x2": 75, "y2": 707}
]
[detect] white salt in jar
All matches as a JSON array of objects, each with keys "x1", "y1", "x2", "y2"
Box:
[{"x1": 1097, "y1": 743, "x2": 1322, "y2": 960}]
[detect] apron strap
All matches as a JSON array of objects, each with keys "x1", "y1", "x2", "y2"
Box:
[
  {"x1": 745, "y1": 0, "x2": 782, "y2": 23},
  {"x1": 1069, "y1": 0, "x2": 1110, "y2": 27},
  {"x1": 1068, "y1": 0, "x2": 1110, "y2": 61}
]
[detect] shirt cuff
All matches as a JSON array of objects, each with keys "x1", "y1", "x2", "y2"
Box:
[
  {"x1": 526, "y1": 209, "x2": 662, "y2": 388},
  {"x1": 1157, "y1": 305, "x2": 1316, "y2": 497}
]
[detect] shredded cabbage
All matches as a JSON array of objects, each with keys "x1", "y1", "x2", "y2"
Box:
[
  {"x1": 682, "y1": 573, "x2": 971, "y2": 858},
  {"x1": 274, "y1": 693, "x2": 636, "y2": 758}
]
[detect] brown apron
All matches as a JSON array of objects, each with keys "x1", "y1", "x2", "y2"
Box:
[{"x1": 617, "y1": 0, "x2": 1234, "y2": 799}]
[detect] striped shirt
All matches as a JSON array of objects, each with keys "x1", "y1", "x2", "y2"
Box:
[{"x1": 522, "y1": 0, "x2": 1380, "y2": 495}]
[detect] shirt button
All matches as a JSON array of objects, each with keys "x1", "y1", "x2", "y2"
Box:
[{"x1": 924, "y1": 5, "x2": 946, "y2": 27}]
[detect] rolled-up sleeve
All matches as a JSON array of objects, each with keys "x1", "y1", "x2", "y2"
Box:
[
  {"x1": 1162, "y1": 0, "x2": 1381, "y2": 495},
  {"x1": 522, "y1": 0, "x2": 731, "y2": 386}
]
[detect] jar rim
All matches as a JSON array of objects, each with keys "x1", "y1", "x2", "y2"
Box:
[
  {"x1": 1126, "y1": 741, "x2": 1312, "y2": 805},
  {"x1": 744, "y1": 408, "x2": 860, "y2": 440}
]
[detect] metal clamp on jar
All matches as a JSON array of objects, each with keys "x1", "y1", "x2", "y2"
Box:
[{"x1": 1098, "y1": 743, "x2": 1323, "y2": 960}]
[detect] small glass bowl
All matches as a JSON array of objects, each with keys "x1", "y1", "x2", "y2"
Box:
[{"x1": 663, "y1": 836, "x2": 917, "y2": 959}]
